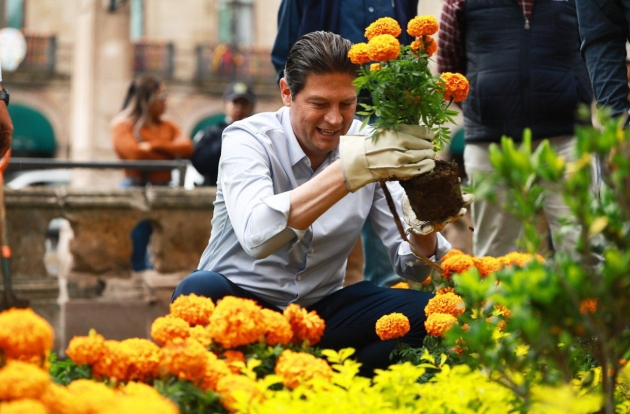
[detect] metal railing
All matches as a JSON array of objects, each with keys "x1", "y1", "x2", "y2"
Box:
[
  {"x1": 19, "y1": 34, "x2": 57, "y2": 73},
  {"x1": 7, "y1": 158, "x2": 189, "y2": 187},
  {"x1": 133, "y1": 41, "x2": 175, "y2": 79},
  {"x1": 195, "y1": 43, "x2": 276, "y2": 81}
]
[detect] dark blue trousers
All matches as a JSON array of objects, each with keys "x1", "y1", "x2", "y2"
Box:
[{"x1": 173, "y1": 271, "x2": 433, "y2": 376}]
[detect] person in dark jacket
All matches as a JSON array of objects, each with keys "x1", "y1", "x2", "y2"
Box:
[
  {"x1": 437, "y1": 0, "x2": 596, "y2": 259},
  {"x1": 191, "y1": 82, "x2": 256, "y2": 186}
]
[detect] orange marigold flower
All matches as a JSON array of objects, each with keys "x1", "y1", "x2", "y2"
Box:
[
  {"x1": 170, "y1": 293, "x2": 215, "y2": 326},
  {"x1": 91, "y1": 340, "x2": 131, "y2": 381},
  {"x1": 121, "y1": 338, "x2": 161, "y2": 382},
  {"x1": 10, "y1": 351, "x2": 51, "y2": 370},
  {"x1": 0, "y1": 308, "x2": 54, "y2": 359},
  {"x1": 474, "y1": 256, "x2": 503, "y2": 278},
  {"x1": 0, "y1": 399, "x2": 48, "y2": 414},
  {"x1": 580, "y1": 298, "x2": 598, "y2": 314},
  {"x1": 216, "y1": 375, "x2": 264, "y2": 413},
  {"x1": 283, "y1": 304, "x2": 326, "y2": 346},
  {"x1": 348, "y1": 43, "x2": 371, "y2": 64},
  {"x1": 274, "y1": 349, "x2": 333, "y2": 390},
  {"x1": 367, "y1": 34, "x2": 400, "y2": 62},
  {"x1": 40, "y1": 382, "x2": 86, "y2": 414},
  {"x1": 441, "y1": 253, "x2": 476, "y2": 279},
  {"x1": 452, "y1": 346, "x2": 464, "y2": 356},
  {"x1": 223, "y1": 350, "x2": 246, "y2": 374},
  {"x1": 66, "y1": 330, "x2": 105, "y2": 366},
  {"x1": 436, "y1": 286, "x2": 456, "y2": 295},
  {"x1": 207, "y1": 296, "x2": 267, "y2": 348},
  {"x1": 370, "y1": 63, "x2": 382, "y2": 71},
  {"x1": 425, "y1": 313, "x2": 458, "y2": 337},
  {"x1": 189, "y1": 325, "x2": 213, "y2": 348},
  {"x1": 391, "y1": 281, "x2": 410, "y2": 289},
  {"x1": 0, "y1": 361, "x2": 49, "y2": 401},
  {"x1": 499, "y1": 252, "x2": 545, "y2": 268},
  {"x1": 440, "y1": 72, "x2": 470, "y2": 103},
  {"x1": 66, "y1": 379, "x2": 116, "y2": 413},
  {"x1": 150, "y1": 315, "x2": 190, "y2": 346},
  {"x1": 495, "y1": 304, "x2": 511, "y2": 318},
  {"x1": 114, "y1": 382, "x2": 180, "y2": 414},
  {"x1": 497, "y1": 319, "x2": 507, "y2": 331},
  {"x1": 261, "y1": 309, "x2": 293, "y2": 346},
  {"x1": 375, "y1": 313, "x2": 411, "y2": 340},
  {"x1": 441, "y1": 248, "x2": 465, "y2": 262},
  {"x1": 421, "y1": 275, "x2": 433, "y2": 286},
  {"x1": 201, "y1": 352, "x2": 233, "y2": 392},
  {"x1": 160, "y1": 337, "x2": 208, "y2": 382},
  {"x1": 407, "y1": 15, "x2": 439, "y2": 37},
  {"x1": 364, "y1": 17, "x2": 402, "y2": 40},
  {"x1": 425, "y1": 292, "x2": 465, "y2": 317},
  {"x1": 411, "y1": 36, "x2": 437, "y2": 57}
]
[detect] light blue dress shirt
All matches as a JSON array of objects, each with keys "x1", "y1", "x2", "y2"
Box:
[{"x1": 198, "y1": 106, "x2": 450, "y2": 308}]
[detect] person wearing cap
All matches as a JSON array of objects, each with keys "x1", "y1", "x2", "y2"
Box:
[{"x1": 191, "y1": 82, "x2": 256, "y2": 186}]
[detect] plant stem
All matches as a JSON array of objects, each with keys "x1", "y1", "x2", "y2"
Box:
[{"x1": 378, "y1": 181, "x2": 444, "y2": 275}]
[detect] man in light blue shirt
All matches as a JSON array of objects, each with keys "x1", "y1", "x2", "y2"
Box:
[{"x1": 174, "y1": 32, "x2": 458, "y2": 376}]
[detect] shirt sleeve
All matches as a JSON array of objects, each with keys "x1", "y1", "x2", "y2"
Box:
[
  {"x1": 368, "y1": 181, "x2": 451, "y2": 283},
  {"x1": 437, "y1": 0, "x2": 467, "y2": 74},
  {"x1": 576, "y1": 0, "x2": 629, "y2": 117},
  {"x1": 219, "y1": 124, "x2": 304, "y2": 259}
]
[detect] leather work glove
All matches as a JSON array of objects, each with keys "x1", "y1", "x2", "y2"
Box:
[
  {"x1": 402, "y1": 192, "x2": 474, "y2": 236},
  {"x1": 340, "y1": 124, "x2": 436, "y2": 192}
]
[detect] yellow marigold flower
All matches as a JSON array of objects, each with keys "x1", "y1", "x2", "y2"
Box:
[
  {"x1": 367, "y1": 34, "x2": 400, "y2": 62},
  {"x1": 474, "y1": 256, "x2": 503, "y2": 278},
  {"x1": 425, "y1": 313, "x2": 458, "y2": 337},
  {"x1": 370, "y1": 63, "x2": 382, "y2": 71},
  {"x1": 0, "y1": 399, "x2": 48, "y2": 414},
  {"x1": 216, "y1": 375, "x2": 264, "y2": 413},
  {"x1": 348, "y1": 43, "x2": 371, "y2": 64},
  {"x1": 375, "y1": 313, "x2": 411, "y2": 340},
  {"x1": 580, "y1": 298, "x2": 598, "y2": 314},
  {"x1": 440, "y1": 72, "x2": 470, "y2": 103},
  {"x1": 150, "y1": 315, "x2": 190, "y2": 346},
  {"x1": 91, "y1": 340, "x2": 131, "y2": 381},
  {"x1": 66, "y1": 379, "x2": 116, "y2": 413},
  {"x1": 201, "y1": 353, "x2": 232, "y2": 392},
  {"x1": 170, "y1": 293, "x2": 215, "y2": 326},
  {"x1": 121, "y1": 338, "x2": 161, "y2": 382},
  {"x1": 0, "y1": 361, "x2": 49, "y2": 401},
  {"x1": 160, "y1": 337, "x2": 208, "y2": 381},
  {"x1": 0, "y1": 308, "x2": 54, "y2": 359},
  {"x1": 499, "y1": 252, "x2": 545, "y2": 268},
  {"x1": 283, "y1": 304, "x2": 326, "y2": 346},
  {"x1": 411, "y1": 36, "x2": 437, "y2": 57},
  {"x1": 407, "y1": 15, "x2": 439, "y2": 37},
  {"x1": 189, "y1": 325, "x2": 213, "y2": 348},
  {"x1": 391, "y1": 281, "x2": 410, "y2": 289},
  {"x1": 66, "y1": 330, "x2": 105, "y2": 366},
  {"x1": 436, "y1": 286, "x2": 456, "y2": 295},
  {"x1": 261, "y1": 308, "x2": 293, "y2": 346},
  {"x1": 40, "y1": 382, "x2": 84, "y2": 414},
  {"x1": 441, "y1": 248, "x2": 465, "y2": 262},
  {"x1": 364, "y1": 17, "x2": 402, "y2": 40},
  {"x1": 425, "y1": 292, "x2": 465, "y2": 317},
  {"x1": 275, "y1": 349, "x2": 333, "y2": 390},
  {"x1": 207, "y1": 296, "x2": 266, "y2": 348},
  {"x1": 441, "y1": 253, "x2": 476, "y2": 279}
]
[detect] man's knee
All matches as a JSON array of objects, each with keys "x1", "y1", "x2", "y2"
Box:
[{"x1": 172, "y1": 271, "x2": 227, "y2": 302}]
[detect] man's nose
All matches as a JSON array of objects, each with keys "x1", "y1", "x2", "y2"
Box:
[{"x1": 324, "y1": 106, "x2": 343, "y2": 126}]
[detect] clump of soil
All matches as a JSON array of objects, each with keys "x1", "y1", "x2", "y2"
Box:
[{"x1": 399, "y1": 159, "x2": 464, "y2": 222}]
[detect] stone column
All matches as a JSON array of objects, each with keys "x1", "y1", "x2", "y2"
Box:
[{"x1": 69, "y1": 0, "x2": 132, "y2": 188}]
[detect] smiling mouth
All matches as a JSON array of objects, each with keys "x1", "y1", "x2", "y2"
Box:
[{"x1": 316, "y1": 127, "x2": 340, "y2": 136}]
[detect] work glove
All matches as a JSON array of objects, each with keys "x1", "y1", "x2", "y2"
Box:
[
  {"x1": 402, "y1": 192, "x2": 474, "y2": 236},
  {"x1": 340, "y1": 124, "x2": 436, "y2": 192}
]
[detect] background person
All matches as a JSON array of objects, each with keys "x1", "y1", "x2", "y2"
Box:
[
  {"x1": 0, "y1": 62, "x2": 13, "y2": 158},
  {"x1": 174, "y1": 32, "x2": 460, "y2": 376},
  {"x1": 191, "y1": 81, "x2": 256, "y2": 186},
  {"x1": 112, "y1": 75, "x2": 193, "y2": 271}
]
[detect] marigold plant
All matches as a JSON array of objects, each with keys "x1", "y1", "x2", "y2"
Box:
[
  {"x1": 348, "y1": 43, "x2": 370, "y2": 65},
  {"x1": 215, "y1": 374, "x2": 264, "y2": 413},
  {"x1": 425, "y1": 292, "x2": 466, "y2": 317},
  {"x1": 91, "y1": 340, "x2": 131, "y2": 381},
  {"x1": 0, "y1": 308, "x2": 54, "y2": 360},
  {"x1": 160, "y1": 337, "x2": 208, "y2": 382},
  {"x1": 274, "y1": 349, "x2": 333, "y2": 390},
  {"x1": 0, "y1": 399, "x2": 48, "y2": 414},
  {"x1": 170, "y1": 293, "x2": 215, "y2": 326},
  {"x1": 441, "y1": 254, "x2": 476, "y2": 279},
  {"x1": 188, "y1": 325, "x2": 212, "y2": 348},
  {"x1": 150, "y1": 315, "x2": 190, "y2": 346},
  {"x1": 375, "y1": 312, "x2": 411, "y2": 340},
  {"x1": 0, "y1": 360, "x2": 49, "y2": 401},
  {"x1": 65, "y1": 330, "x2": 105, "y2": 366},
  {"x1": 425, "y1": 313, "x2": 458, "y2": 337},
  {"x1": 367, "y1": 34, "x2": 400, "y2": 62},
  {"x1": 200, "y1": 352, "x2": 233, "y2": 392},
  {"x1": 121, "y1": 338, "x2": 161, "y2": 382},
  {"x1": 261, "y1": 308, "x2": 293, "y2": 346},
  {"x1": 364, "y1": 16, "x2": 402, "y2": 40},
  {"x1": 283, "y1": 304, "x2": 326, "y2": 346},
  {"x1": 407, "y1": 15, "x2": 439, "y2": 37},
  {"x1": 207, "y1": 296, "x2": 267, "y2": 348}
]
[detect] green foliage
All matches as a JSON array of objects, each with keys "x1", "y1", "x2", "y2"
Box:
[
  {"x1": 353, "y1": 44, "x2": 458, "y2": 150},
  {"x1": 154, "y1": 376, "x2": 225, "y2": 414},
  {"x1": 48, "y1": 353, "x2": 92, "y2": 385}
]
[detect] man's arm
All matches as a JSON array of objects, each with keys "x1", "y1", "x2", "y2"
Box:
[
  {"x1": 0, "y1": 83, "x2": 13, "y2": 158},
  {"x1": 576, "y1": 0, "x2": 629, "y2": 117}
]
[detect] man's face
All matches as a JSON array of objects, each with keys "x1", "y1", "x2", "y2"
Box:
[
  {"x1": 280, "y1": 72, "x2": 357, "y2": 164},
  {"x1": 225, "y1": 97, "x2": 254, "y2": 122}
]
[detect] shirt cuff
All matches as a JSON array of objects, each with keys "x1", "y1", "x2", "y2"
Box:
[
  {"x1": 398, "y1": 232, "x2": 452, "y2": 262},
  {"x1": 260, "y1": 192, "x2": 306, "y2": 242}
]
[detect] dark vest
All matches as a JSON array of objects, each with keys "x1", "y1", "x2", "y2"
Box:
[{"x1": 461, "y1": 0, "x2": 592, "y2": 143}]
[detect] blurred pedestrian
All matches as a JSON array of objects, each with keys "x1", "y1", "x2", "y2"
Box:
[
  {"x1": 191, "y1": 81, "x2": 256, "y2": 186},
  {"x1": 0, "y1": 62, "x2": 13, "y2": 158},
  {"x1": 112, "y1": 75, "x2": 193, "y2": 271}
]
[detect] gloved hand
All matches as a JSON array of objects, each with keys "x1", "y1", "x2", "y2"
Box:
[
  {"x1": 340, "y1": 124, "x2": 436, "y2": 192},
  {"x1": 402, "y1": 192, "x2": 474, "y2": 236}
]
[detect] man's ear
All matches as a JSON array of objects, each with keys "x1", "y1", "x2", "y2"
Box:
[{"x1": 279, "y1": 78, "x2": 292, "y2": 107}]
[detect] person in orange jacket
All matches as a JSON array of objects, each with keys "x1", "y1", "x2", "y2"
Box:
[{"x1": 112, "y1": 75, "x2": 193, "y2": 271}]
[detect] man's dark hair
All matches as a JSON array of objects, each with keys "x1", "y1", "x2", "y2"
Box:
[{"x1": 284, "y1": 31, "x2": 359, "y2": 98}]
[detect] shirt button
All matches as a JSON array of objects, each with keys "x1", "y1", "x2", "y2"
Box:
[
  {"x1": 296, "y1": 275, "x2": 302, "y2": 281},
  {"x1": 368, "y1": 6, "x2": 374, "y2": 12}
]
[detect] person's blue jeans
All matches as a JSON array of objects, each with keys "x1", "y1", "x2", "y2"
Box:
[
  {"x1": 130, "y1": 220, "x2": 153, "y2": 271},
  {"x1": 173, "y1": 271, "x2": 433, "y2": 376},
  {"x1": 361, "y1": 220, "x2": 401, "y2": 287}
]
